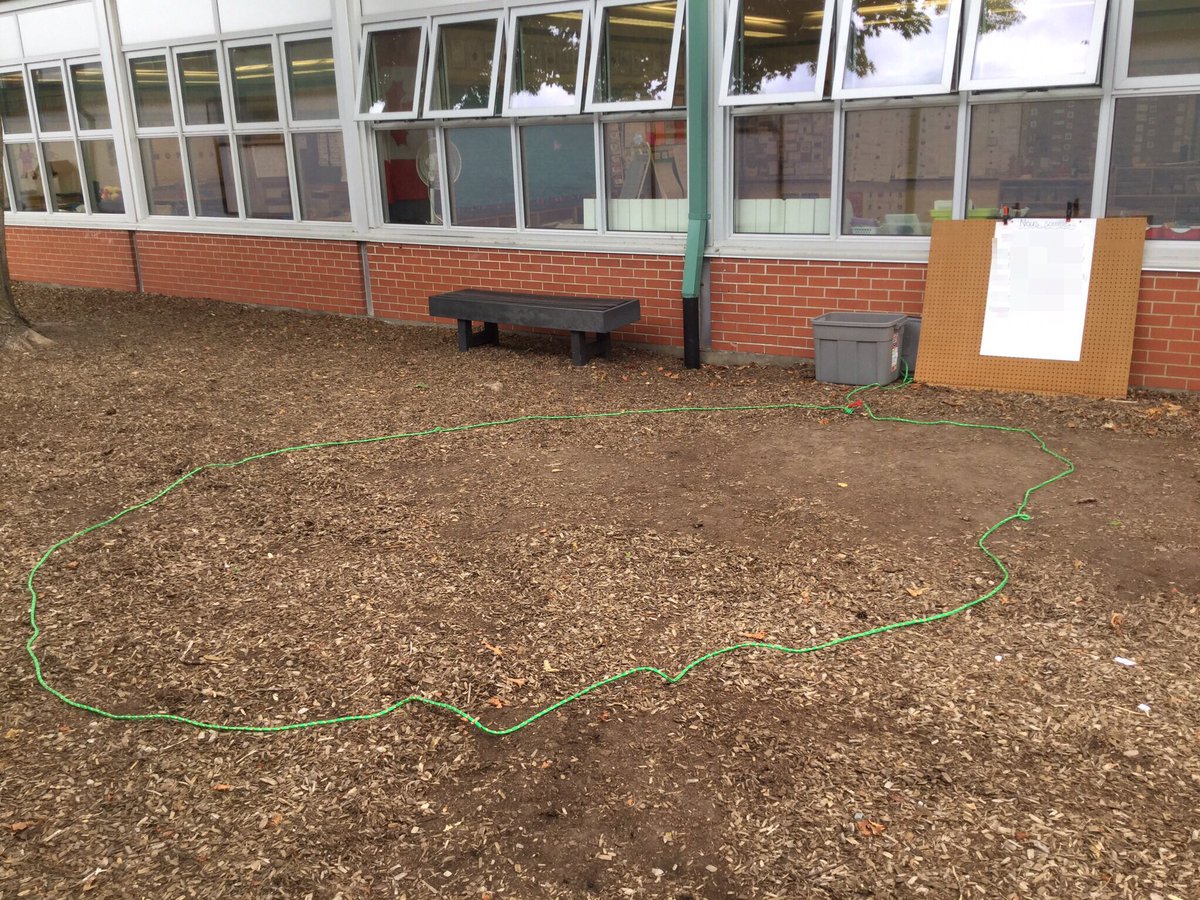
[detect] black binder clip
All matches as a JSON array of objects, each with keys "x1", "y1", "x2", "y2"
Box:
[
  {"x1": 1065, "y1": 201, "x2": 1072, "y2": 222},
  {"x1": 1002, "y1": 205, "x2": 1010, "y2": 225}
]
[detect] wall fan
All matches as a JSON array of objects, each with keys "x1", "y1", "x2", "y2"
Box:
[{"x1": 416, "y1": 137, "x2": 461, "y2": 223}]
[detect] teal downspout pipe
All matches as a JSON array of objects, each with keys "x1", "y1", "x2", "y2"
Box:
[{"x1": 681, "y1": 0, "x2": 709, "y2": 369}]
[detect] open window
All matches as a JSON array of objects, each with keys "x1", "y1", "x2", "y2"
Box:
[
  {"x1": 833, "y1": 0, "x2": 963, "y2": 99},
  {"x1": 424, "y1": 13, "x2": 503, "y2": 118},
  {"x1": 1115, "y1": 0, "x2": 1200, "y2": 88},
  {"x1": 587, "y1": 0, "x2": 686, "y2": 112},
  {"x1": 719, "y1": 0, "x2": 836, "y2": 106},
  {"x1": 503, "y1": 2, "x2": 590, "y2": 116},
  {"x1": 359, "y1": 20, "x2": 427, "y2": 119},
  {"x1": 961, "y1": 0, "x2": 1108, "y2": 91}
]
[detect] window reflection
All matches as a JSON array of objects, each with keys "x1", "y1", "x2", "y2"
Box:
[
  {"x1": 0, "y1": 70, "x2": 31, "y2": 135},
  {"x1": 1128, "y1": 0, "x2": 1200, "y2": 78},
  {"x1": 287, "y1": 38, "x2": 338, "y2": 120},
  {"x1": 8, "y1": 143, "x2": 45, "y2": 211},
  {"x1": 728, "y1": 0, "x2": 829, "y2": 99},
  {"x1": 841, "y1": 0, "x2": 956, "y2": 93},
  {"x1": 230, "y1": 44, "x2": 278, "y2": 124},
  {"x1": 179, "y1": 50, "x2": 225, "y2": 126},
  {"x1": 130, "y1": 56, "x2": 174, "y2": 128},
  {"x1": 293, "y1": 132, "x2": 350, "y2": 221},
  {"x1": 429, "y1": 19, "x2": 499, "y2": 113},
  {"x1": 363, "y1": 27, "x2": 423, "y2": 114},
  {"x1": 734, "y1": 112, "x2": 833, "y2": 233},
  {"x1": 605, "y1": 119, "x2": 687, "y2": 231},
  {"x1": 187, "y1": 134, "x2": 238, "y2": 217},
  {"x1": 509, "y1": 9, "x2": 585, "y2": 110},
  {"x1": 968, "y1": 100, "x2": 1099, "y2": 219},
  {"x1": 140, "y1": 137, "x2": 187, "y2": 216},
  {"x1": 32, "y1": 67, "x2": 71, "y2": 132},
  {"x1": 594, "y1": 1, "x2": 681, "y2": 104},
  {"x1": 1108, "y1": 95, "x2": 1200, "y2": 241},
  {"x1": 968, "y1": 0, "x2": 1103, "y2": 85},
  {"x1": 843, "y1": 105, "x2": 957, "y2": 235},
  {"x1": 70, "y1": 62, "x2": 111, "y2": 130},
  {"x1": 238, "y1": 133, "x2": 292, "y2": 219}
]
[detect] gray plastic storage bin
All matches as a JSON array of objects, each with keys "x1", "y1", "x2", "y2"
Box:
[
  {"x1": 812, "y1": 312, "x2": 907, "y2": 386},
  {"x1": 899, "y1": 315, "x2": 921, "y2": 378}
]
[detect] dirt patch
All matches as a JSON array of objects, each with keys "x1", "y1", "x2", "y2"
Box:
[{"x1": 2, "y1": 284, "x2": 1199, "y2": 898}]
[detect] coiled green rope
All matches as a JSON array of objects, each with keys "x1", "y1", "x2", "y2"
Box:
[{"x1": 24, "y1": 378, "x2": 1073, "y2": 735}]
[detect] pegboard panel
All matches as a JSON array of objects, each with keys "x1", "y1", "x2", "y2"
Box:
[{"x1": 916, "y1": 218, "x2": 1145, "y2": 398}]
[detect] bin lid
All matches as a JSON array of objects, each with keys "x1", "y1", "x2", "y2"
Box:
[{"x1": 812, "y1": 312, "x2": 907, "y2": 327}]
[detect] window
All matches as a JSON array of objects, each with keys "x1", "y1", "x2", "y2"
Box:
[
  {"x1": 605, "y1": 118, "x2": 687, "y2": 231},
  {"x1": 447, "y1": 126, "x2": 516, "y2": 227},
  {"x1": 834, "y1": 0, "x2": 963, "y2": 99},
  {"x1": 733, "y1": 111, "x2": 833, "y2": 234},
  {"x1": 360, "y1": 23, "x2": 426, "y2": 117},
  {"x1": 1108, "y1": 94, "x2": 1200, "y2": 241},
  {"x1": 961, "y1": 0, "x2": 1107, "y2": 91},
  {"x1": 504, "y1": 4, "x2": 590, "y2": 116},
  {"x1": 588, "y1": 0, "x2": 686, "y2": 111},
  {"x1": 967, "y1": 99, "x2": 1100, "y2": 219},
  {"x1": 520, "y1": 121, "x2": 597, "y2": 229},
  {"x1": 377, "y1": 127, "x2": 439, "y2": 225},
  {"x1": 425, "y1": 14, "x2": 503, "y2": 117},
  {"x1": 1120, "y1": 0, "x2": 1200, "y2": 84},
  {"x1": 720, "y1": 0, "x2": 836, "y2": 106},
  {"x1": 2, "y1": 59, "x2": 124, "y2": 216},
  {"x1": 842, "y1": 105, "x2": 957, "y2": 235},
  {"x1": 133, "y1": 32, "x2": 348, "y2": 223}
]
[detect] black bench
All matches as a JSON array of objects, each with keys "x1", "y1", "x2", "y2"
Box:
[{"x1": 428, "y1": 289, "x2": 641, "y2": 366}]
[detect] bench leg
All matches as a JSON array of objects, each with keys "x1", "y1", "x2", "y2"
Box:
[
  {"x1": 569, "y1": 331, "x2": 612, "y2": 366},
  {"x1": 456, "y1": 319, "x2": 499, "y2": 352}
]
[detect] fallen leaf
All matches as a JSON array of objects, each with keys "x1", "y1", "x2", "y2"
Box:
[
  {"x1": 906, "y1": 585, "x2": 928, "y2": 598},
  {"x1": 543, "y1": 660, "x2": 560, "y2": 673},
  {"x1": 1110, "y1": 612, "x2": 1126, "y2": 636},
  {"x1": 505, "y1": 676, "x2": 528, "y2": 688},
  {"x1": 818, "y1": 418, "x2": 830, "y2": 426},
  {"x1": 837, "y1": 482, "x2": 849, "y2": 488},
  {"x1": 483, "y1": 641, "x2": 503, "y2": 657},
  {"x1": 1102, "y1": 421, "x2": 1117, "y2": 430},
  {"x1": 1073, "y1": 559, "x2": 1084, "y2": 569},
  {"x1": 9, "y1": 821, "x2": 34, "y2": 833},
  {"x1": 3, "y1": 728, "x2": 21, "y2": 740},
  {"x1": 855, "y1": 820, "x2": 887, "y2": 837},
  {"x1": 487, "y1": 696, "x2": 509, "y2": 709},
  {"x1": 267, "y1": 812, "x2": 283, "y2": 827},
  {"x1": 212, "y1": 783, "x2": 232, "y2": 792},
  {"x1": 740, "y1": 631, "x2": 769, "y2": 640}
]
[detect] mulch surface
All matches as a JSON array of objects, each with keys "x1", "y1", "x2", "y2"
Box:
[{"x1": 2, "y1": 283, "x2": 1198, "y2": 898}]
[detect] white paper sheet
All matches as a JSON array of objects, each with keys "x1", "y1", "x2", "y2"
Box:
[{"x1": 979, "y1": 218, "x2": 1097, "y2": 362}]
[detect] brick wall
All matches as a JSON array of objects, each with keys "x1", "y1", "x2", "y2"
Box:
[
  {"x1": 6, "y1": 226, "x2": 138, "y2": 291},
  {"x1": 134, "y1": 232, "x2": 366, "y2": 317},
  {"x1": 4, "y1": 225, "x2": 1199, "y2": 391},
  {"x1": 1132, "y1": 272, "x2": 1200, "y2": 392},
  {"x1": 367, "y1": 243, "x2": 684, "y2": 347}
]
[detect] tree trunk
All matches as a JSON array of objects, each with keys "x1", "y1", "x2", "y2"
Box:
[{"x1": 0, "y1": 122, "x2": 49, "y2": 350}]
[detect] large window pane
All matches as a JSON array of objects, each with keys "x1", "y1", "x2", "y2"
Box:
[
  {"x1": 287, "y1": 37, "x2": 338, "y2": 120},
  {"x1": 139, "y1": 136, "x2": 188, "y2": 216},
  {"x1": 43, "y1": 141, "x2": 84, "y2": 212},
  {"x1": 230, "y1": 44, "x2": 278, "y2": 123},
  {"x1": 1128, "y1": 0, "x2": 1200, "y2": 79},
  {"x1": 726, "y1": 0, "x2": 831, "y2": 101},
  {"x1": 843, "y1": 105, "x2": 957, "y2": 235},
  {"x1": 839, "y1": 0, "x2": 958, "y2": 96},
  {"x1": 1108, "y1": 95, "x2": 1200, "y2": 241},
  {"x1": 966, "y1": 0, "x2": 1105, "y2": 87},
  {"x1": 967, "y1": 100, "x2": 1099, "y2": 220},
  {"x1": 237, "y1": 133, "x2": 292, "y2": 219},
  {"x1": 593, "y1": 1, "x2": 681, "y2": 105},
  {"x1": 80, "y1": 139, "x2": 124, "y2": 214},
  {"x1": 187, "y1": 134, "x2": 238, "y2": 216},
  {"x1": 362, "y1": 27, "x2": 423, "y2": 115},
  {"x1": 8, "y1": 143, "x2": 45, "y2": 211},
  {"x1": 293, "y1": 132, "x2": 350, "y2": 221},
  {"x1": 0, "y1": 70, "x2": 31, "y2": 134},
  {"x1": 604, "y1": 119, "x2": 687, "y2": 231},
  {"x1": 377, "y1": 127, "x2": 437, "y2": 224},
  {"x1": 448, "y1": 127, "x2": 515, "y2": 227},
  {"x1": 521, "y1": 122, "x2": 596, "y2": 229},
  {"x1": 130, "y1": 56, "x2": 174, "y2": 128},
  {"x1": 178, "y1": 49, "x2": 224, "y2": 126},
  {"x1": 734, "y1": 112, "x2": 833, "y2": 234},
  {"x1": 508, "y1": 8, "x2": 586, "y2": 111},
  {"x1": 32, "y1": 67, "x2": 71, "y2": 132},
  {"x1": 429, "y1": 19, "x2": 499, "y2": 114},
  {"x1": 70, "y1": 62, "x2": 110, "y2": 130}
]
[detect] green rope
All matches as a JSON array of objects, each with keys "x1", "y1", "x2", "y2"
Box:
[{"x1": 24, "y1": 383, "x2": 1073, "y2": 736}]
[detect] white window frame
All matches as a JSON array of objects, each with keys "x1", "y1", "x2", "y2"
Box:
[
  {"x1": 585, "y1": 0, "x2": 686, "y2": 113},
  {"x1": 832, "y1": 0, "x2": 963, "y2": 100},
  {"x1": 502, "y1": 1, "x2": 591, "y2": 118},
  {"x1": 225, "y1": 36, "x2": 286, "y2": 129},
  {"x1": 423, "y1": 11, "x2": 504, "y2": 120},
  {"x1": 960, "y1": 0, "x2": 1108, "y2": 92},
  {"x1": 281, "y1": 30, "x2": 341, "y2": 127},
  {"x1": 356, "y1": 18, "x2": 427, "y2": 122},
  {"x1": 718, "y1": 0, "x2": 837, "y2": 107},
  {"x1": 1113, "y1": 0, "x2": 1200, "y2": 89}
]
